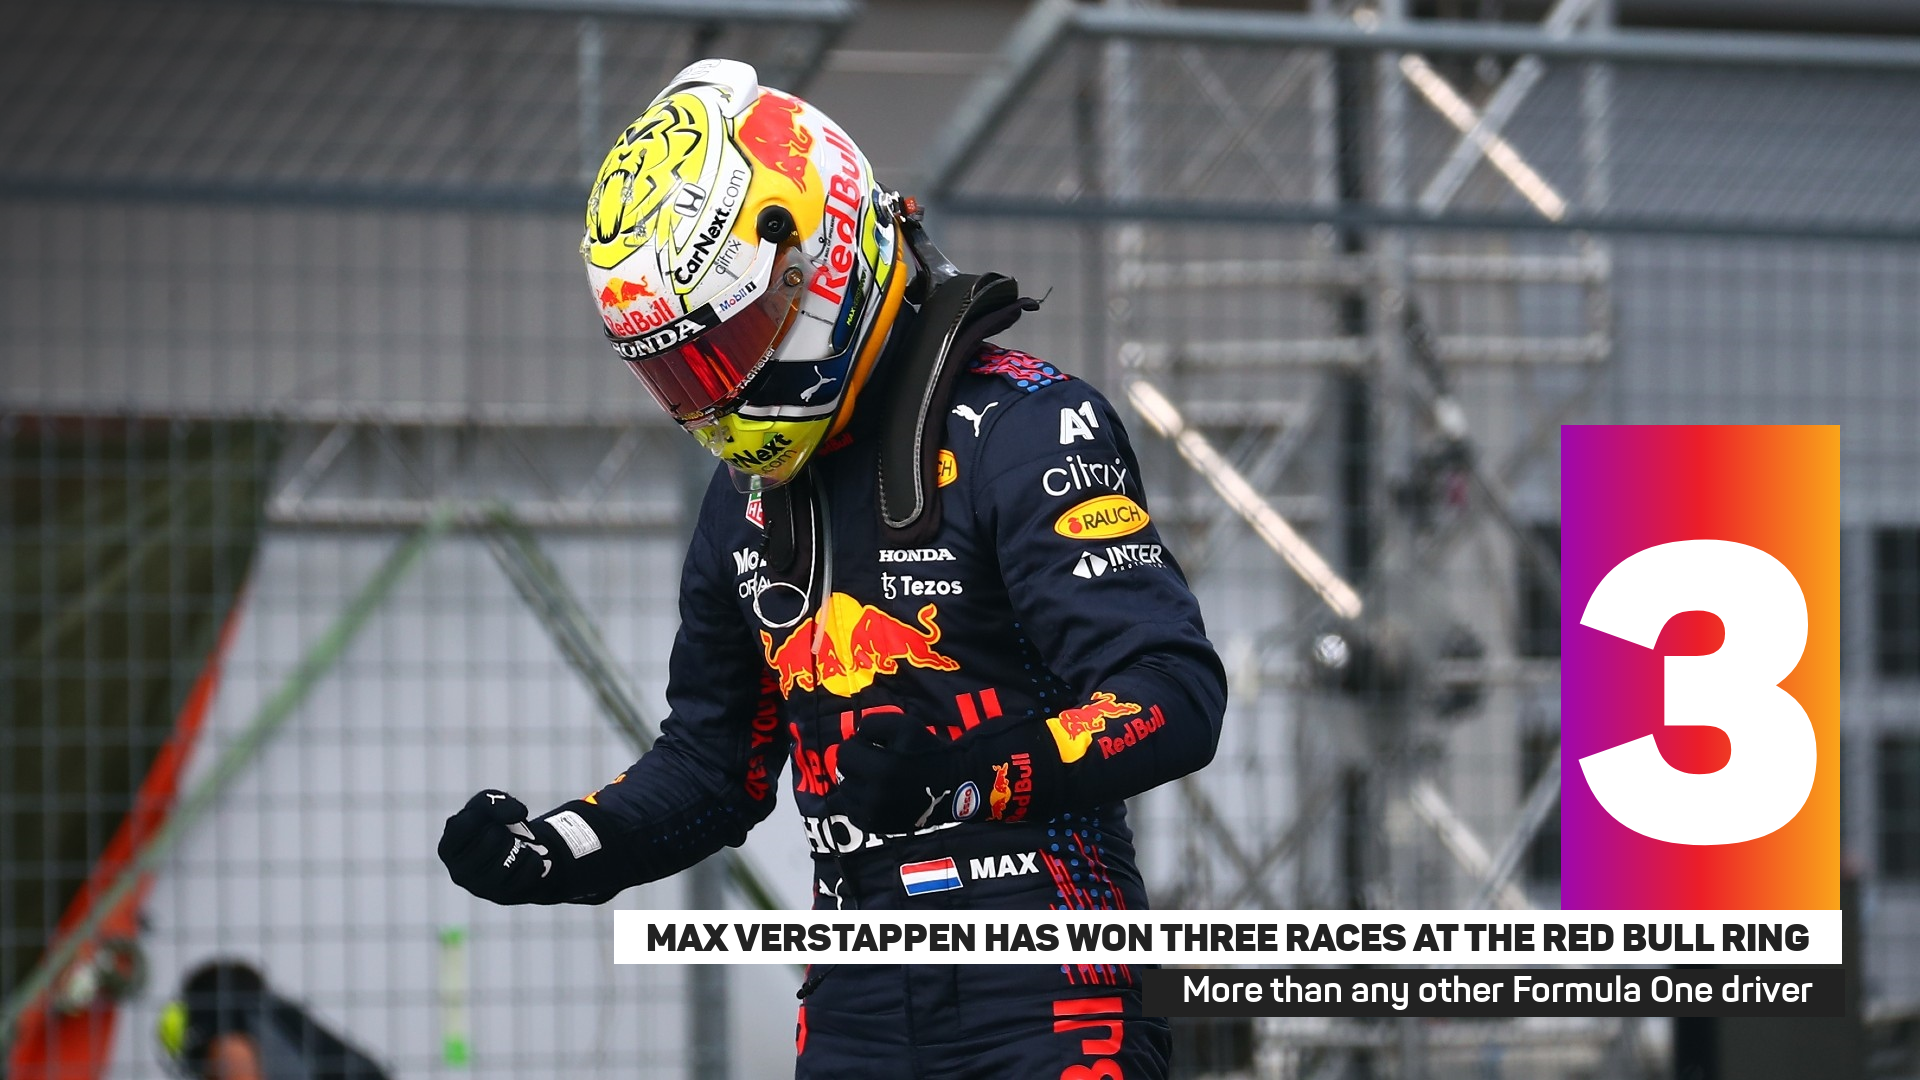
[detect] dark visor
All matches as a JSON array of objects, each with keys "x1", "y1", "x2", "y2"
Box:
[{"x1": 615, "y1": 246, "x2": 807, "y2": 425}]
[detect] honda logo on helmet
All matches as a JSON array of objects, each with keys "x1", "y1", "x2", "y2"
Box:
[
  {"x1": 671, "y1": 169, "x2": 747, "y2": 289},
  {"x1": 612, "y1": 308, "x2": 716, "y2": 357}
]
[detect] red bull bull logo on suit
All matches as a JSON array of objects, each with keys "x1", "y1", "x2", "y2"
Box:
[
  {"x1": 760, "y1": 592, "x2": 961, "y2": 697},
  {"x1": 987, "y1": 754, "x2": 1037, "y2": 821},
  {"x1": 1045, "y1": 691, "x2": 1142, "y2": 764}
]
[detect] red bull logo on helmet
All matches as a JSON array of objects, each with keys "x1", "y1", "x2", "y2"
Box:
[
  {"x1": 808, "y1": 124, "x2": 865, "y2": 307},
  {"x1": 601, "y1": 294, "x2": 676, "y2": 338},
  {"x1": 599, "y1": 277, "x2": 656, "y2": 309},
  {"x1": 1045, "y1": 691, "x2": 1142, "y2": 764},
  {"x1": 760, "y1": 592, "x2": 960, "y2": 698},
  {"x1": 736, "y1": 90, "x2": 814, "y2": 191}
]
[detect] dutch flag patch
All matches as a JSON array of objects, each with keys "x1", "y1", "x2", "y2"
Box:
[{"x1": 898, "y1": 857, "x2": 964, "y2": 896}]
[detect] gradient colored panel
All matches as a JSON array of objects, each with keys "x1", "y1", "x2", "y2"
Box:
[{"x1": 1561, "y1": 426, "x2": 1838, "y2": 909}]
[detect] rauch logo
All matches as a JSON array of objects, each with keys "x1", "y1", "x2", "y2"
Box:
[{"x1": 1053, "y1": 495, "x2": 1149, "y2": 540}]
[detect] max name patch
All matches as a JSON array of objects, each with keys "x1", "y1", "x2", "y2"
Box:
[{"x1": 1055, "y1": 495, "x2": 1149, "y2": 539}]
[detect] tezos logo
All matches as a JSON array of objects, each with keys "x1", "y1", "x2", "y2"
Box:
[{"x1": 882, "y1": 573, "x2": 963, "y2": 600}]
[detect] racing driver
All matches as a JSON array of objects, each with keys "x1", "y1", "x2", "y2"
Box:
[{"x1": 438, "y1": 59, "x2": 1227, "y2": 1079}]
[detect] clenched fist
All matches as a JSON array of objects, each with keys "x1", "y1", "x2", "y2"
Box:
[{"x1": 438, "y1": 790, "x2": 569, "y2": 904}]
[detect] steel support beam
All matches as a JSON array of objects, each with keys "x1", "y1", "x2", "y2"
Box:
[
  {"x1": 926, "y1": 1, "x2": 1920, "y2": 216},
  {"x1": 922, "y1": 0, "x2": 1079, "y2": 199},
  {"x1": 278, "y1": 0, "x2": 856, "y2": 25},
  {"x1": 1070, "y1": 6, "x2": 1920, "y2": 69},
  {"x1": 934, "y1": 196, "x2": 1920, "y2": 244},
  {"x1": 1128, "y1": 380, "x2": 1364, "y2": 620}
]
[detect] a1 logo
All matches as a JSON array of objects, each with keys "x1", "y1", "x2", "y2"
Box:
[{"x1": 1577, "y1": 539, "x2": 1814, "y2": 846}]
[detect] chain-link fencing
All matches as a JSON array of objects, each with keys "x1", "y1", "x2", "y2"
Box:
[{"x1": 4, "y1": 0, "x2": 1919, "y2": 1077}]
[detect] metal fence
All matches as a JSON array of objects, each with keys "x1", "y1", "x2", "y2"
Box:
[
  {"x1": 4, "y1": 0, "x2": 1919, "y2": 1077},
  {"x1": 922, "y1": 4, "x2": 1920, "y2": 1076}
]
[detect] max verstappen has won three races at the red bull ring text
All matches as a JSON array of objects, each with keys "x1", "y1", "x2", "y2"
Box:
[{"x1": 436, "y1": 59, "x2": 1227, "y2": 1079}]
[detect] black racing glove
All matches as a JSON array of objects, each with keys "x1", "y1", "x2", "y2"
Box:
[
  {"x1": 824, "y1": 713, "x2": 1063, "y2": 833},
  {"x1": 439, "y1": 789, "x2": 604, "y2": 905}
]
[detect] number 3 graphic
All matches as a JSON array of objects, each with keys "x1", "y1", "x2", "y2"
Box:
[{"x1": 1578, "y1": 539, "x2": 1816, "y2": 846}]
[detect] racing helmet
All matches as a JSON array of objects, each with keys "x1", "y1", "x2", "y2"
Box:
[{"x1": 583, "y1": 58, "x2": 909, "y2": 487}]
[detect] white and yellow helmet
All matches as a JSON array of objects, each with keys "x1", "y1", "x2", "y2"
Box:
[{"x1": 583, "y1": 58, "x2": 908, "y2": 487}]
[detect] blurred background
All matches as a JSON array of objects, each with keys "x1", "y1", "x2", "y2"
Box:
[{"x1": 3, "y1": 0, "x2": 1918, "y2": 1076}]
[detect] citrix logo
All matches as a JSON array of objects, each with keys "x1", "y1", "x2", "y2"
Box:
[{"x1": 1043, "y1": 454, "x2": 1129, "y2": 498}]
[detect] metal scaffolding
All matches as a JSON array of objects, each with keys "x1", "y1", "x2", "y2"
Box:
[
  {"x1": 7, "y1": 0, "x2": 1920, "y2": 1075},
  {"x1": 920, "y1": 1, "x2": 1920, "y2": 1075}
]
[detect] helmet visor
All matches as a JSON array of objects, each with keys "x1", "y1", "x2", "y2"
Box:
[{"x1": 615, "y1": 243, "x2": 808, "y2": 425}]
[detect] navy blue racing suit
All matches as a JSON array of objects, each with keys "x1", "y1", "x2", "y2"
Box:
[{"x1": 546, "y1": 345, "x2": 1227, "y2": 1079}]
